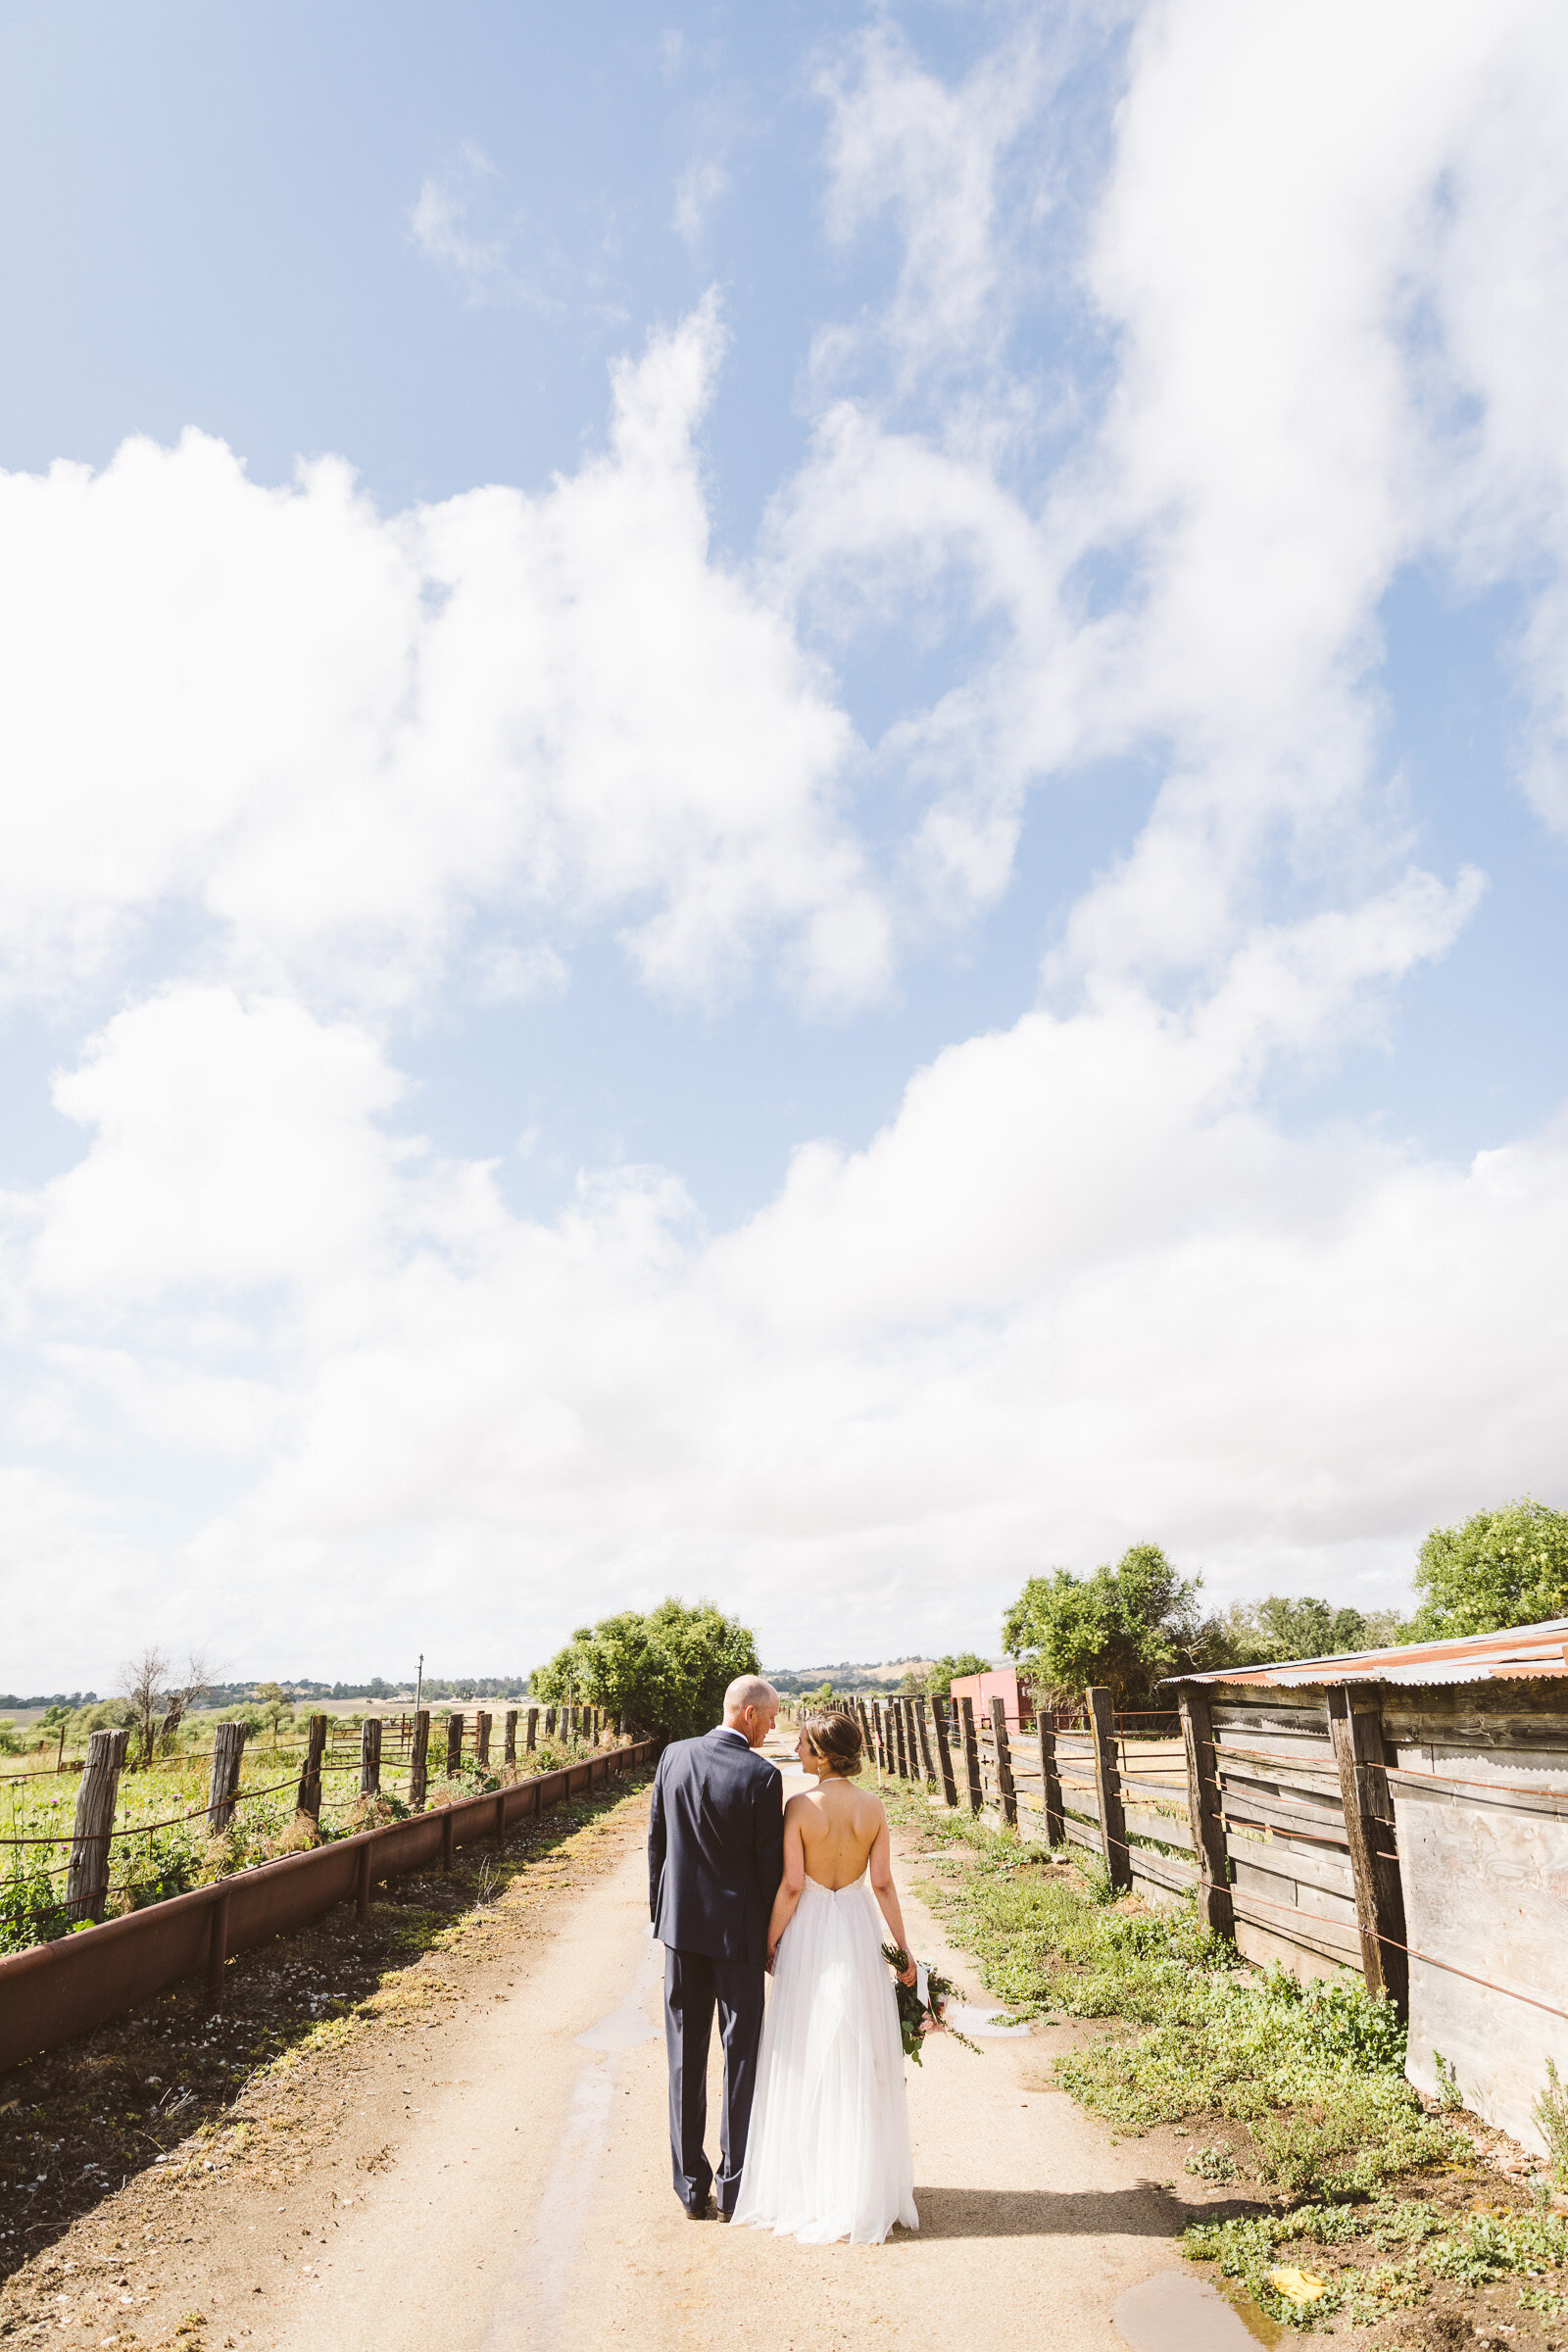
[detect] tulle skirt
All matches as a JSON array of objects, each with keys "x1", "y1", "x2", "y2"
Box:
[{"x1": 732, "y1": 1873, "x2": 918, "y2": 2245}]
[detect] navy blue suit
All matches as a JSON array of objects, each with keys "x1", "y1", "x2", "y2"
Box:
[{"x1": 648, "y1": 1727, "x2": 784, "y2": 2214}]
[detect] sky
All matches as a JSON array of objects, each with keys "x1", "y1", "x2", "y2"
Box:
[{"x1": 3, "y1": 0, "x2": 1568, "y2": 1691}]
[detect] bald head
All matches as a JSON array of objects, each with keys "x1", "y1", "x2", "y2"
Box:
[{"x1": 722, "y1": 1676, "x2": 778, "y2": 1747}]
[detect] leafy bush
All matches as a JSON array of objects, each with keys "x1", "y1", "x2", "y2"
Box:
[
  {"x1": 532, "y1": 1598, "x2": 760, "y2": 1742},
  {"x1": 1002, "y1": 1544, "x2": 1204, "y2": 1710},
  {"x1": 1180, "y1": 2198, "x2": 1568, "y2": 2330},
  {"x1": 121, "y1": 1843, "x2": 198, "y2": 1911},
  {"x1": 924, "y1": 1653, "x2": 990, "y2": 1696},
  {"x1": 1535, "y1": 2057, "x2": 1568, "y2": 2184},
  {"x1": 0, "y1": 1851, "x2": 70, "y2": 1951},
  {"x1": 1406, "y1": 1495, "x2": 1568, "y2": 1640}
]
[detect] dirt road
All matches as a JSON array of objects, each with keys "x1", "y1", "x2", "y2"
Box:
[{"x1": 109, "y1": 1749, "x2": 1263, "y2": 2352}]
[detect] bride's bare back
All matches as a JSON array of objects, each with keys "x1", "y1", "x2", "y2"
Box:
[
  {"x1": 791, "y1": 1775, "x2": 886, "y2": 1889},
  {"x1": 764, "y1": 1716, "x2": 915, "y2": 1983}
]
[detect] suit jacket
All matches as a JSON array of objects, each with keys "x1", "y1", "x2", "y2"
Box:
[{"x1": 648, "y1": 1728, "x2": 785, "y2": 1966}]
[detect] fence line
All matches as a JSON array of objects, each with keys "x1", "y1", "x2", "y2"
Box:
[
  {"x1": 3, "y1": 1707, "x2": 618, "y2": 1935},
  {"x1": 0, "y1": 1737, "x2": 657, "y2": 2075}
]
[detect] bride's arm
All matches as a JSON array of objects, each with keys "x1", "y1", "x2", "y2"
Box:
[
  {"x1": 765, "y1": 1804, "x2": 806, "y2": 1969},
  {"x1": 868, "y1": 1811, "x2": 917, "y2": 1984}
]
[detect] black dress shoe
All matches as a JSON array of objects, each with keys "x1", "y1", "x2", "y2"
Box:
[{"x1": 684, "y1": 2195, "x2": 715, "y2": 2221}]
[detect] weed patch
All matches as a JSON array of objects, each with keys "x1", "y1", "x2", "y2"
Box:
[{"x1": 1184, "y1": 2197, "x2": 1568, "y2": 2330}]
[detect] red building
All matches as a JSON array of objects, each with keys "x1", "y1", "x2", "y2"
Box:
[{"x1": 945, "y1": 1666, "x2": 1034, "y2": 1733}]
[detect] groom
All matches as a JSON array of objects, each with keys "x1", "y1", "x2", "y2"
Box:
[{"x1": 648, "y1": 1674, "x2": 783, "y2": 2220}]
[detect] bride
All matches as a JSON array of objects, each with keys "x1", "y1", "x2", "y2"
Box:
[{"x1": 731, "y1": 1709, "x2": 920, "y2": 2244}]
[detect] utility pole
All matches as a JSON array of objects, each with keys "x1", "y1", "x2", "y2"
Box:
[{"x1": 415, "y1": 1652, "x2": 423, "y2": 1712}]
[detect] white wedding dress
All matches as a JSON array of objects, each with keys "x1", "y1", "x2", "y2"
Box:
[{"x1": 732, "y1": 1870, "x2": 918, "y2": 2244}]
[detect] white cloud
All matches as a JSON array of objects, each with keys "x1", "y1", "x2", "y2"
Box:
[
  {"x1": 781, "y1": 0, "x2": 1568, "y2": 987},
  {"x1": 673, "y1": 158, "x2": 729, "y2": 248},
  {"x1": 0, "y1": 299, "x2": 888, "y2": 1018},
  {"x1": 409, "y1": 142, "x2": 523, "y2": 306},
  {"x1": 8, "y1": 884, "x2": 1564, "y2": 1687},
  {"x1": 814, "y1": 17, "x2": 1053, "y2": 396},
  {"x1": 9, "y1": 4, "x2": 1568, "y2": 1690}
]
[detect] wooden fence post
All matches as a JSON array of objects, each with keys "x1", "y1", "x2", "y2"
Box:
[
  {"x1": 1087, "y1": 1688, "x2": 1131, "y2": 1890},
  {"x1": 1327, "y1": 1685, "x2": 1408, "y2": 2017},
  {"x1": 207, "y1": 1722, "x2": 246, "y2": 1835},
  {"x1": 475, "y1": 1711, "x2": 492, "y2": 1768},
  {"x1": 892, "y1": 1703, "x2": 907, "y2": 1778},
  {"x1": 66, "y1": 1728, "x2": 128, "y2": 1924},
  {"x1": 409, "y1": 1709, "x2": 430, "y2": 1810},
  {"x1": 1178, "y1": 1688, "x2": 1232, "y2": 1936},
  {"x1": 930, "y1": 1697, "x2": 959, "y2": 1807},
  {"x1": 1037, "y1": 1713, "x2": 1064, "y2": 1848},
  {"x1": 525, "y1": 1708, "x2": 538, "y2": 1753},
  {"x1": 956, "y1": 1696, "x2": 983, "y2": 1813},
  {"x1": 913, "y1": 1699, "x2": 936, "y2": 1787},
  {"x1": 446, "y1": 1713, "x2": 464, "y2": 1777},
  {"x1": 545, "y1": 1706, "x2": 557, "y2": 1738},
  {"x1": 359, "y1": 1718, "x2": 381, "y2": 1798},
  {"x1": 990, "y1": 1696, "x2": 1018, "y2": 1830},
  {"x1": 297, "y1": 1714, "x2": 327, "y2": 1825},
  {"x1": 504, "y1": 1710, "x2": 517, "y2": 1766}
]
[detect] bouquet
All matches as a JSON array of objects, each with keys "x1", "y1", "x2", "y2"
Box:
[{"x1": 882, "y1": 1943, "x2": 980, "y2": 2063}]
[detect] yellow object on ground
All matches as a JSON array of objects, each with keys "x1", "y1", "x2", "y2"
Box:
[{"x1": 1267, "y1": 2265, "x2": 1329, "y2": 2304}]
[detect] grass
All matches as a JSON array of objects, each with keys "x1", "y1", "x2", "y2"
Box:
[
  {"x1": 886, "y1": 1787, "x2": 1435, "y2": 2191},
  {"x1": 1184, "y1": 2197, "x2": 1568, "y2": 2329},
  {"x1": 879, "y1": 1788, "x2": 1568, "y2": 2333},
  {"x1": 0, "y1": 1729, "x2": 619, "y2": 1955}
]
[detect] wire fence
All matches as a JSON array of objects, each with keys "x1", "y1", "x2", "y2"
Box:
[{"x1": 1, "y1": 1705, "x2": 617, "y2": 1948}]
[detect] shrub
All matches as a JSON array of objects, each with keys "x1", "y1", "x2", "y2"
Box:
[
  {"x1": 1535, "y1": 2058, "x2": 1568, "y2": 2184},
  {"x1": 1406, "y1": 1496, "x2": 1568, "y2": 1641},
  {"x1": 0, "y1": 1851, "x2": 70, "y2": 1952},
  {"x1": 532, "y1": 1598, "x2": 760, "y2": 1742}
]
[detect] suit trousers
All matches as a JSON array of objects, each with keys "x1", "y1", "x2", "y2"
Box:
[{"x1": 662, "y1": 1945, "x2": 765, "y2": 2215}]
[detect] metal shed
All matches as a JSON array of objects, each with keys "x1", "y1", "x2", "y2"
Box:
[{"x1": 1165, "y1": 1617, "x2": 1568, "y2": 2155}]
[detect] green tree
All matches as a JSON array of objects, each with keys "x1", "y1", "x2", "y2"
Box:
[
  {"x1": 1404, "y1": 1497, "x2": 1568, "y2": 1642},
  {"x1": 924, "y1": 1652, "x2": 990, "y2": 1696},
  {"x1": 531, "y1": 1597, "x2": 760, "y2": 1742},
  {"x1": 255, "y1": 1683, "x2": 291, "y2": 1743},
  {"x1": 1002, "y1": 1544, "x2": 1201, "y2": 1710},
  {"x1": 1214, "y1": 1595, "x2": 1382, "y2": 1666}
]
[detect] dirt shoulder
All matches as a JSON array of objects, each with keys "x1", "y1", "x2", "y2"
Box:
[{"x1": 0, "y1": 1769, "x2": 656, "y2": 2351}]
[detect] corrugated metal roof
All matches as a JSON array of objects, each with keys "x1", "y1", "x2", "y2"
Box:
[{"x1": 1166, "y1": 1614, "x2": 1568, "y2": 1690}]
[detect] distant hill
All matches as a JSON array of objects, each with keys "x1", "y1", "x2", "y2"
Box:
[{"x1": 762, "y1": 1659, "x2": 938, "y2": 1694}]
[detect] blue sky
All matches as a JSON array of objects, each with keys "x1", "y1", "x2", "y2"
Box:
[{"x1": 3, "y1": 1, "x2": 1567, "y2": 1689}]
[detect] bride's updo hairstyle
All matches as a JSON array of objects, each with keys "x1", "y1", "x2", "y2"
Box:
[{"x1": 803, "y1": 1711, "x2": 864, "y2": 1777}]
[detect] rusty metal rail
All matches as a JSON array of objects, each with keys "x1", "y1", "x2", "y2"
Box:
[{"x1": 0, "y1": 1740, "x2": 656, "y2": 2075}]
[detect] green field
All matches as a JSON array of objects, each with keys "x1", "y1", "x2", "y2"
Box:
[{"x1": 0, "y1": 1708, "x2": 609, "y2": 1956}]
